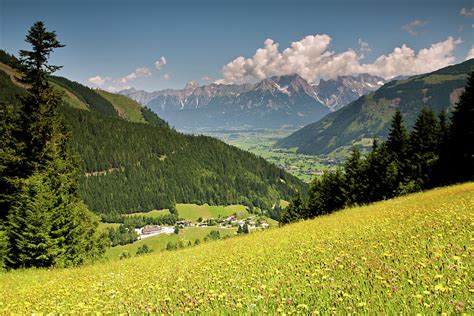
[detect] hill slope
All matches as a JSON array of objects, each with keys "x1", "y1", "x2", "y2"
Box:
[
  {"x1": 277, "y1": 59, "x2": 474, "y2": 155},
  {"x1": 0, "y1": 55, "x2": 305, "y2": 215},
  {"x1": 1, "y1": 183, "x2": 472, "y2": 313}
]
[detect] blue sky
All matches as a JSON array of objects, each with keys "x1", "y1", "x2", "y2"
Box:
[{"x1": 1, "y1": 0, "x2": 473, "y2": 91}]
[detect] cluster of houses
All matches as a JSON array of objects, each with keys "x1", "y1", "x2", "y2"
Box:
[
  {"x1": 207, "y1": 215, "x2": 270, "y2": 230},
  {"x1": 134, "y1": 214, "x2": 270, "y2": 240}
]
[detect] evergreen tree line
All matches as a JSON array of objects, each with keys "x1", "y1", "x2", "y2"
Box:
[
  {"x1": 106, "y1": 224, "x2": 138, "y2": 247},
  {"x1": 282, "y1": 72, "x2": 474, "y2": 223},
  {"x1": 0, "y1": 22, "x2": 105, "y2": 269},
  {"x1": 101, "y1": 211, "x2": 178, "y2": 228}
]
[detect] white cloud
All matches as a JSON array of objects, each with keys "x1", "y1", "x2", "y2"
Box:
[
  {"x1": 201, "y1": 76, "x2": 212, "y2": 81},
  {"x1": 88, "y1": 75, "x2": 106, "y2": 87},
  {"x1": 155, "y1": 56, "x2": 167, "y2": 70},
  {"x1": 466, "y1": 46, "x2": 474, "y2": 60},
  {"x1": 460, "y1": 7, "x2": 474, "y2": 17},
  {"x1": 161, "y1": 73, "x2": 171, "y2": 80},
  {"x1": 218, "y1": 35, "x2": 462, "y2": 83},
  {"x1": 402, "y1": 19, "x2": 428, "y2": 36},
  {"x1": 118, "y1": 67, "x2": 151, "y2": 84},
  {"x1": 87, "y1": 67, "x2": 152, "y2": 92}
]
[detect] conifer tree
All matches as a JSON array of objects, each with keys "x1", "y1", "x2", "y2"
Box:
[
  {"x1": 3, "y1": 21, "x2": 103, "y2": 268},
  {"x1": 280, "y1": 191, "x2": 307, "y2": 224},
  {"x1": 344, "y1": 147, "x2": 364, "y2": 205},
  {"x1": 444, "y1": 72, "x2": 474, "y2": 183},
  {"x1": 386, "y1": 109, "x2": 408, "y2": 158},
  {"x1": 408, "y1": 108, "x2": 440, "y2": 188},
  {"x1": 386, "y1": 110, "x2": 410, "y2": 191}
]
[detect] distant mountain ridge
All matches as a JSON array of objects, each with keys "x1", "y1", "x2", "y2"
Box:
[
  {"x1": 277, "y1": 59, "x2": 474, "y2": 155},
  {"x1": 120, "y1": 73, "x2": 385, "y2": 130}
]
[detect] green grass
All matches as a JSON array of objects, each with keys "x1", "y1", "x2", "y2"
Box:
[
  {"x1": 50, "y1": 81, "x2": 89, "y2": 110},
  {"x1": 419, "y1": 74, "x2": 467, "y2": 85},
  {"x1": 1, "y1": 183, "x2": 472, "y2": 313},
  {"x1": 97, "y1": 90, "x2": 145, "y2": 123},
  {"x1": 176, "y1": 203, "x2": 248, "y2": 221},
  {"x1": 97, "y1": 222, "x2": 121, "y2": 232},
  {"x1": 105, "y1": 227, "x2": 236, "y2": 259},
  {"x1": 124, "y1": 209, "x2": 171, "y2": 218}
]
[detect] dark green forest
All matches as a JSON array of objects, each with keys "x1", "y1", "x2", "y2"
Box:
[{"x1": 64, "y1": 105, "x2": 304, "y2": 214}]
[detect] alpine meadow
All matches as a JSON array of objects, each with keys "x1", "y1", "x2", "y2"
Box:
[{"x1": 0, "y1": 0, "x2": 473, "y2": 314}]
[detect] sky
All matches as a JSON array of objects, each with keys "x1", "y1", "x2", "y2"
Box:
[{"x1": 1, "y1": 0, "x2": 473, "y2": 92}]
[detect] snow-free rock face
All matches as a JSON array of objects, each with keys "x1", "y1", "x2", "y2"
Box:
[{"x1": 120, "y1": 73, "x2": 384, "y2": 130}]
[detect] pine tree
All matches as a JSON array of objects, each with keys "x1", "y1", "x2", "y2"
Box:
[
  {"x1": 386, "y1": 109, "x2": 408, "y2": 158},
  {"x1": 444, "y1": 72, "x2": 474, "y2": 183},
  {"x1": 4, "y1": 21, "x2": 102, "y2": 268},
  {"x1": 408, "y1": 108, "x2": 440, "y2": 188},
  {"x1": 344, "y1": 147, "x2": 364, "y2": 205},
  {"x1": 307, "y1": 178, "x2": 324, "y2": 218},
  {"x1": 6, "y1": 174, "x2": 57, "y2": 268},
  {"x1": 386, "y1": 110, "x2": 410, "y2": 191},
  {"x1": 280, "y1": 191, "x2": 307, "y2": 224}
]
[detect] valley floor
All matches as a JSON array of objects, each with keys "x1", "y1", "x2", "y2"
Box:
[
  {"x1": 198, "y1": 129, "x2": 346, "y2": 182},
  {"x1": 1, "y1": 183, "x2": 472, "y2": 313}
]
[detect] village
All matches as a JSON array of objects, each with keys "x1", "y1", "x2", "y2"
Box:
[{"x1": 135, "y1": 214, "x2": 271, "y2": 240}]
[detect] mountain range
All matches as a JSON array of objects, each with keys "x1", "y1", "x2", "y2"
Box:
[
  {"x1": 120, "y1": 74, "x2": 385, "y2": 131},
  {"x1": 277, "y1": 59, "x2": 474, "y2": 155}
]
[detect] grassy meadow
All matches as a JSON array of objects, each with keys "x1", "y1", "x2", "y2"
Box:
[
  {"x1": 175, "y1": 203, "x2": 248, "y2": 221},
  {"x1": 105, "y1": 227, "x2": 237, "y2": 259},
  {"x1": 1, "y1": 183, "x2": 472, "y2": 313}
]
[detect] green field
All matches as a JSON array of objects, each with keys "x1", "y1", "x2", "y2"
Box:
[
  {"x1": 175, "y1": 203, "x2": 248, "y2": 221},
  {"x1": 2, "y1": 183, "x2": 472, "y2": 313},
  {"x1": 97, "y1": 90, "x2": 145, "y2": 123},
  {"x1": 124, "y1": 209, "x2": 171, "y2": 218},
  {"x1": 97, "y1": 222, "x2": 121, "y2": 232},
  {"x1": 201, "y1": 130, "x2": 345, "y2": 182},
  {"x1": 106, "y1": 227, "x2": 237, "y2": 259}
]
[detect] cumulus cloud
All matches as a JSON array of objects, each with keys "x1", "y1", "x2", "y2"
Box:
[
  {"x1": 118, "y1": 67, "x2": 151, "y2": 84},
  {"x1": 466, "y1": 46, "x2": 474, "y2": 60},
  {"x1": 161, "y1": 73, "x2": 171, "y2": 80},
  {"x1": 87, "y1": 67, "x2": 152, "y2": 92},
  {"x1": 218, "y1": 35, "x2": 462, "y2": 83},
  {"x1": 201, "y1": 76, "x2": 212, "y2": 81},
  {"x1": 460, "y1": 7, "x2": 474, "y2": 17},
  {"x1": 402, "y1": 19, "x2": 428, "y2": 36},
  {"x1": 88, "y1": 75, "x2": 106, "y2": 87},
  {"x1": 155, "y1": 56, "x2": 167, "y2": 70}
]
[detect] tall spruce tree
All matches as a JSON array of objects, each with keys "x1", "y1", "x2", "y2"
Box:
[
  {"x1": 280, "y1": 191, "x2": 307, "y2": 224},
  {"x1": 408, "y1": 108, "x2": 440, "y2": 188},
  {"x1": 3, "y1": 22, "x2": 103, "y2": 268},
  {"x1": 444, "y1": 72, "x2": 474, "y2": 183},
  {"x1": 386, "y1": 109, "x2": 408, "y2": 158},
  {"x1": 386, "y1": 110, "x2": 410, "y2": 191},
  {"x1": 343, "y1": 147, "x2": 365, "y2": 205}
]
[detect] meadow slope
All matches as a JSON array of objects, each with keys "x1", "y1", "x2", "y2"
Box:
[{"x1": 1, "y1": 183, "x2": 472, "y2": 313}]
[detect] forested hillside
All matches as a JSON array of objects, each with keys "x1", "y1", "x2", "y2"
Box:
[
  {"x1": 63, "y1": 106, "x2": 304, "y2": 214},
  {"x1": 0, "y1": 52, "x2": 305, "y2": 216}
]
